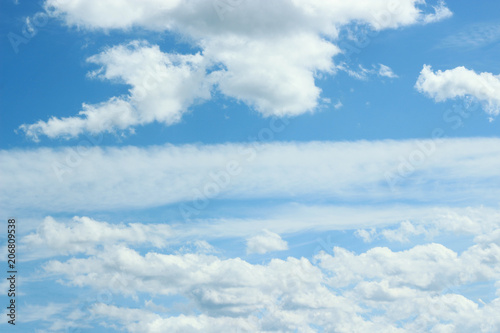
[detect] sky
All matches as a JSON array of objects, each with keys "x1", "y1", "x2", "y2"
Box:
[{"x1": 1, "y1": 0, "x2": 500, "y2": 332}]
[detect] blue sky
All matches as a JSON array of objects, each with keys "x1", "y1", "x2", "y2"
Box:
[{"x1": 1, "y1": 0, "x2": 500, "y2": 332}]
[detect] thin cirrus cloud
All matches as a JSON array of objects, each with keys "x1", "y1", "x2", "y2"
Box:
[
  {"x1": 1, "y1": 138, "x2": 500, "y2": 214},
  {"x1": 439, "y1": 22, "x2": 500, "y2": 49},
  {"x1": 416, "y1": 65, "x2": 500, "y2": 115},
  {"x1": 19, "y1": 0, "x2": 452, "y2": 140},
  {"x1": 337, "y1": 63, "x2": 399, "y2": 80}
]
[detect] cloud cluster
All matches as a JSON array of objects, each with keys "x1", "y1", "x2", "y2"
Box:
[
  {"x1": 22, "y1": 206, "x2": 500, "y2": 261},
  {"x1": 20, "y1": 0, "x2": 451, "y2": 139},
  {"x1": 416, "y1": 65, "x2": 500, "y2": 115},
  {"x1": 17, "y1": 205, "x2": 500, "y2": 332},
  {"x1": 37, "y1": 229, "x2": 500, "y2": 332}
]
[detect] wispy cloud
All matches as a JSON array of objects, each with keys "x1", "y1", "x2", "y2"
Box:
[
  {"x1": 2, "y1": 138, "x2": 500, "y2": 215},
  {"x1": 439, "y1": 22, "x2": 500, "y2": 49}
]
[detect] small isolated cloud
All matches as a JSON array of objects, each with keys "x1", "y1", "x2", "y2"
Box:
[
  {"x1": 246, "y1": 229, "x2": 288, "y2": 254},
  {"x1": 415, "y1": 65, "x2": 500, "y2": 115},
  {"x1": 378, "y1": 64, "x2": 399, "y2": 78},
  {"x1": 422, "y1": 0, "x2": 453, "y2": 24},
  {"x1": 339, "y1": 63, "x2": 398, "y2": 80}
]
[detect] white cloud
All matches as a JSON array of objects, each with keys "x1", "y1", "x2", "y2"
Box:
[
  {"x1": 416, "y1": 65, "x2": 500, "y2": 115},
  {"x1": 246, "y1": 230, "x2": 288, "y2": 254},
  {"x1": 1, "y1": 138, "x2": 500, "y2": 214},
  {"x1": 378, "y1": 64, "x2": 399, "y2": 78},
  {"x1": 317, "y1": 241, "x2": 500, "y2": 291},
  {"x1": 381, "y1": 221, "x2": 428, "y2": 242},
  {"x1": 21, "y1": 216, "x2": 172, "y2": 260},
  {"x1": 39, "y1": 233, "x2": 500, "y2": 332},
  {"x1": 338, "y1": 63, "x2": 398, "y2": 80},
  {"x1": 355, "y1": 207, "x2": 500, "y2": 244},
  {"x1": 20, "y1": 41, "x2": 212, "y2": 141},
  {"x1": 20, "y1": 0, "x2": 451, "y2": 139},
  {"x1": 44, "y1": 0, "x2": 451, "y2": 32},
  {"x1": 422, "y1": 0, "x2": 453, "y2": 24},
  {"x1": 19, "y1": 206, "x2": 500, "y2": 262},
  {"x1": 90, "y1": 304, "x2": 258, "y2": 333}
]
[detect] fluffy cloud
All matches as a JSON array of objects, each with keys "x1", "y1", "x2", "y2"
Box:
[
  {"x1": 356, "y1": 207, "x2": 500, "y2": 244},
  {"x1": 317, "y1": 242, "x2": 500, "y2": 290},
  {"x1": 21, "y1": 0, "x2": 451, "y2": 139},
  {"x1": 415, "y1": 65, "x2": 500, "y2": 115},
  {"x1": 90, "y1": 305, "x2": 258, "y2": 333},
  {"x1": 22, "y1": 216, "x2": 172, "y2": 260},
  {"x1": 20, "y1": 206, "x2": 500, "y2": 263},
  {"x1": 15, "y1": 207, "x2": 500, "y2": 332},
  {"x1": 44, "y1": 0, "x2": 449, "y2": 32},
  {"x1": 40, "y1": 235, "x2": 500, "y2": 332},
  {"x1": 1, "y1": 138, "x2": 500, "y2": 214},
  {"x1": 20, "y1": 42, "x2": 211, "y2": 141},
  {"x1": 246, "y1": 230, "x2": 288, "y2": 254}
]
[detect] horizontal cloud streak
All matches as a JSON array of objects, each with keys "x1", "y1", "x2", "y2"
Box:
[{"x1": 1, "y1": 138, "x2": 500, "y2": 214}]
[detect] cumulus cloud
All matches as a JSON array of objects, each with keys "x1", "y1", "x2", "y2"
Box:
[
  {"x1": 20, "y1": 206, "x2": 500, "y2": 262},
  {"x1": 316, "y1": 242, "x2": 498, "y2": 290},
  {"x1": 20, "y1": 41, "x2": 211, "y2": 141},
  {"x1": 14, "y1": 206, "x2": 500, "y2": 332},
  {"x1": 20, "y1": 0, "x2": 451, "y2": 139},
  {"x1": 246, "y1": 230, "x2": 288, "y2": 254},
  {"x1": 39, "y1": 234, "x2": 500, "y2": 332},
  {"x1": 90, "y1": 305, "x2": 258, "y2": 333},
  {"x1": 416, "y1": 65, "x2": 500, "y2": 115},
  {"x1": 22, "y1": 216, "x2": 172, "y2": 260}
]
